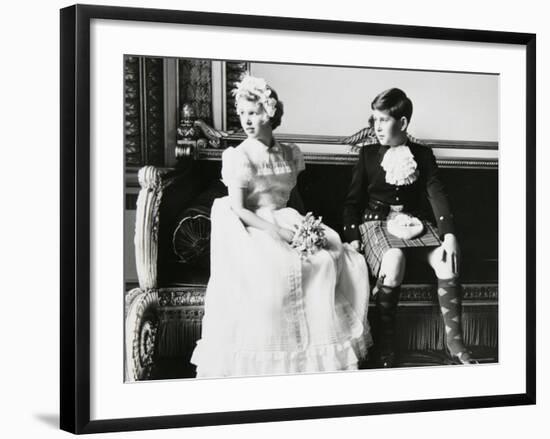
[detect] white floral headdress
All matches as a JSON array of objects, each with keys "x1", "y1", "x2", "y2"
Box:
[{"x1": 232, "y1": 75, "x2": 278, "y2": 118}]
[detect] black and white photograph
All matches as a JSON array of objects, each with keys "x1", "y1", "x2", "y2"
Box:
[
  {"x1": 4, "y1": 0, "x2": 548, "y2": 436},
  {"x1": 124, "y1": 57, "x2": 499, "y2": 382},
  {"x1": 54, "y1": 3, "x2": 537, "y2": 435}
]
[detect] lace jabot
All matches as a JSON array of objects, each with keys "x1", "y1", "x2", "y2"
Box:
[{"x1": 380, "y1": 145, "x2": 419, "y2": 186}]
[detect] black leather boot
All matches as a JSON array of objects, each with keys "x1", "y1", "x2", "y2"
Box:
[{"x1": 374, "y1": 280, "x2": 401, "y2": 368}]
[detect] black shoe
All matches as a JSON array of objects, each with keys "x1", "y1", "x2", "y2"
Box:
[
  {"x1": 445, "y1": 345, "x2": 479, "y2": 365},
  {"x1": 376, "y1": 345, "x2": 398, "y2": 368}
]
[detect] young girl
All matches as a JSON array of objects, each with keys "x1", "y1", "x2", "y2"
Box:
[
  {"x1": 343, "y1": 88, "x2": 476, "y2": 367},
  {"x1": 191, "y1": 76, "x2": 372, "y2": 378}
]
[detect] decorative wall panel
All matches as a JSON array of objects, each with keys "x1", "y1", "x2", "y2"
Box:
[
  {"x1": 178, "y1": 59, "x2": 213, "y2": 125},
  {"x1": 124, "y1": 56, "x2": 165, "y2": 166},
  {"x1": 124, "y1": 56, "x2": 142, "y2": 165},
  {"x1": 225, "y1": 61, "x2": 249, "y2": 131},
  {"x1": 144, "y1": 58, "x2": 165, "y2": 166}
]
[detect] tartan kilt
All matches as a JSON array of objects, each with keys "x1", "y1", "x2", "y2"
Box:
[{"x1": 359, "y1": 220, "x2": 441, "y2": 277}]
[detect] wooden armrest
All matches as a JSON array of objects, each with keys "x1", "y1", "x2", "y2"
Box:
[
  {"x1": 134, "y1": 166, "x2": 165, "y2": 290},
  {"x1": 133, "y1": 164, "x2": 197, "y2": 290}
]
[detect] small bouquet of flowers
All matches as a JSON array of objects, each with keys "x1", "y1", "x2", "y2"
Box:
[{"x1": 291, "y1": 212, "x2": 328, "y2": 259}]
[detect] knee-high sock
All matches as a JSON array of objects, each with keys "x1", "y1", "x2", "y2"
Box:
[
  {"x1": 375, "y1": 278, "x2": 401, "y2": 351},
  {"x1": 437, "y1": 277, "x2": 467, "y2": 355}
]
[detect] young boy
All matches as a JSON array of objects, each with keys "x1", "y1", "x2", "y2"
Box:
[{"x1": 343, "y1": 88, "x2": 475, "y2": 367}]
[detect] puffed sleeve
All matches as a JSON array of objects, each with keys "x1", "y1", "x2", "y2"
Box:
[
  {"x1": 221, "y1": 147, "x2": 253, "y2": 188},
  {"x1": 290, "y1": 144, "x2": 305, "y2": 173}
]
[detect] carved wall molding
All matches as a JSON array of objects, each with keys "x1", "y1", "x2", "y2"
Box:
[
  {"x1": 197, "y1": 147, "x2": 498, "y2": 169},
  {"x1": 220, "y1": 132, "x2": 498, "y2": 150}
]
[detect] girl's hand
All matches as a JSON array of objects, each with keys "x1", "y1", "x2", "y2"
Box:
[
  {"x1": 350, "y1": 240, "x2": 363, "y2": 252},
  {"x1": 441, "y1": 233, "x2": 460, "y2": 275},
  {"x1": 277, "y1": 227, "x2": 296, "y2": 244}
]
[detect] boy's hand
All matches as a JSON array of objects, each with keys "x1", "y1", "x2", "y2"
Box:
[
  {"x1": 441, "y1": 233, "x2": 459, "y2": 275},
  {"x1": 350, "y1": 240, "x2": 363, "y2": 252}
]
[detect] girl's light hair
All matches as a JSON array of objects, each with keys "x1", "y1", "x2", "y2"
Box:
[{"x1": 232, "y1": 75, "x2": 284, "y2": 129}]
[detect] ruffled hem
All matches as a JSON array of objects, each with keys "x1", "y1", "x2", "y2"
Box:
[
  {"x1": 192, "y1": 196, "x2": 372, "y2": 379},
  {"x1": 191, "y1": 333, "x2": 372, "y2": 378}
]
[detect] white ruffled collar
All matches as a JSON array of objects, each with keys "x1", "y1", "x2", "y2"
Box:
[{"x1": 380, "y1": 144, "x2": 419, "y2": 186}]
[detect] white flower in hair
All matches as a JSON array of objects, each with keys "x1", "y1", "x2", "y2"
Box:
[{"x1": 233, "y1": 75, "x2": 278, "y2": 118}]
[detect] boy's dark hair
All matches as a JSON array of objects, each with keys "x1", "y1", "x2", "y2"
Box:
[{"x1": 371, "y1": 88, "x2": 413, "y2": 123}]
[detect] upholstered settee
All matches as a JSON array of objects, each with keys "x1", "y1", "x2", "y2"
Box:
[{"x1": 125, "y1": 147, "x2": 498, "y2": 381}]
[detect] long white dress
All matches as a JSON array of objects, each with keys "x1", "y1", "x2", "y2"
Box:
[{"x1": 190, "y1": 138, "x2": 372, "y2": 377}]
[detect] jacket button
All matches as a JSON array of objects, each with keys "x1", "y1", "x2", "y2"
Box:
[
  {"x1": 440, "y1": 216, "x2": 444, "y2": 220},
  {"x1": 396, "y1": 197, "x2": 400, "y2": 201},
  {"x1": 351, "y1": 224, "x2": 355, "y2": 229}
]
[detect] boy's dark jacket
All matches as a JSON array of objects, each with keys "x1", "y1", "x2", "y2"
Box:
[{"x1": 342, "y1": 140, "x2": 455, "y2": 243}]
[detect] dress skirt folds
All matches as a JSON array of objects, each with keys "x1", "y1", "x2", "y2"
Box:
[
  {"x1": 191, "y1": 197, "x2": 372, "y2": 378},
  {"x1": 191, "y1": 139, "x2": 371, "y2": 378}
]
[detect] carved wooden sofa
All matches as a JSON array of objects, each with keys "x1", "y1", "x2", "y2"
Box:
[{"x1": 125, "y1": 145, "x2": 498, "y2": 381}]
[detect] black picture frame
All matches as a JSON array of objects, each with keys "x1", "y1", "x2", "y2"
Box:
[{"x1": 60, "y1": 4, "x2": 536, "y2": 434}]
